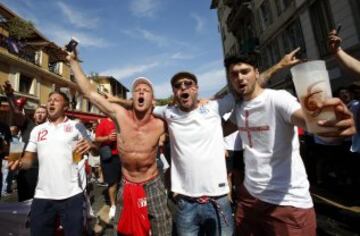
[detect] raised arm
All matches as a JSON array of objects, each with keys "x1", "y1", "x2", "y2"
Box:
[
  {"x1": 328, "y1": 29, "x2": 360, "y2": 76},
  {"x1": 259, "y1": 47, "x2": 301, "y2": 87},
  {"x1": 100, "y1": 90, "x2": 133, "y2": 109},
  {"x1": 1, "y1": 81, "x2": 26, "y2": 126},
  {"x1": 66, "y1": 52, "x2": 124, "y2": 119}
]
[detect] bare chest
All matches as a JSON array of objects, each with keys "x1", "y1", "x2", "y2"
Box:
[{"x1": 117, "y1": 116, "x2": 163, "y2": 153}]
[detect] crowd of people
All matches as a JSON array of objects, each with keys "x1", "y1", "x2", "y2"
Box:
[{"x1": 0, "y1": 28, "x2": 358, "y2": 236}]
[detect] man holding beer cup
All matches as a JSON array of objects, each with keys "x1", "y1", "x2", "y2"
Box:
[
  {"x1": 222, "y1": 54, "x2": 355, "y2": 236},
  {"x1": 8, "y1": 91, "x2": 97, "y2": 236}
]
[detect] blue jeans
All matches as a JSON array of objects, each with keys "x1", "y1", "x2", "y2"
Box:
[{"x1": 175, "y1": 195, "x2": 234, "y2": 236}]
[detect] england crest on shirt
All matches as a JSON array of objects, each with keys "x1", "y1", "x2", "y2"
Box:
[
  {"x1": 199, "y1": 105, "x2": 209, "y2": 114},
  {"x1": 64, "y1": 124, "x2": 73, "y2": 133}
]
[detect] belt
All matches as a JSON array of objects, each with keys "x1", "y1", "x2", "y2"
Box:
[
  {"x1": 176, "y1": 194, "x2": 230, "y2": 225},
  {"x1": 177, "y1": 194, "x2": 227, "y2": 204}
]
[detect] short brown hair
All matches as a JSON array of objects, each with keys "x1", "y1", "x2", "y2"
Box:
[{"x1": 48, "y1": 91, "x2": 70, "y2": 106}]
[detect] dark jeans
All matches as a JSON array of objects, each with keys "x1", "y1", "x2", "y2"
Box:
[{"x1": 30, "y1": 193, "x2": 84, "y2": 236}]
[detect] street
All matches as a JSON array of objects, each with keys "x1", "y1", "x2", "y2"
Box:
[{"x1": 0, "y1": 179, "x2": 359, "y2": 236}]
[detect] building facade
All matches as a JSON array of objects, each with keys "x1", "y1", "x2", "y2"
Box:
[
  {"x1": 211, "y1": 0, "x2": 360, "y2": 94},
  {"x1": 0, "y1": 3, "x2": 128, "y2": 123}
]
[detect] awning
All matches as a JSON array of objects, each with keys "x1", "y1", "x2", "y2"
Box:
[{"x1": 65, "y1": 110, "x2": 106, "y2": 123}]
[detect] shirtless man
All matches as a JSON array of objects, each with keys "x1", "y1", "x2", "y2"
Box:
[{"x1": 66, "y1": 52, "x2": 172, "y2": 235}]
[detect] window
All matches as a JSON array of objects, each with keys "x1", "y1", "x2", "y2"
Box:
[
  {"x1": 275, "y1": 0, "x2": 283, "y2": 15},
  {"x1": 76, "y1": 95, "x2": 83, "y2": 110},
  {"x1": 48, "y1": 62, "x2": 63, "y2": 75},
  {"x1": 349, "y1": 0, "x2": 360, "y2": 40},
  {"x1": 310, "y1": 0, "x2": 335, "y2": 57},
  {"x1": 19, "y1": 74, "x2": 34, "y2": 94},
  {"x1": 282, "y1": 19, "x2": 306, "y2": 55},
  {"x1": 283, "y1": 0, "x2": 292, "y2": 8},
  {"x1": 0, "y1": 14, "x2": 6, "y2": 23},
  {"x1": 260, "y1": 48, "x2": 269, "y2": 70},
  {"x1": 260, "y1": 0, "x2": 273, "y2": 29},
  {"x1": 265, "y1": 39, "x2": 281, "y2": 68},
  {"x1": 275, "y1": 0, "x2": 293, "y2": 16},
  {"x1": 87, "y1": 100, "x2": 92, "y2": 112},
  {"x1": 272, "y1": 40, "x2": 281, "y2": 64}
]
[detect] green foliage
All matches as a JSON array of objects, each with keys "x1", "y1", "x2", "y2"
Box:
[
  {"x1": 7, "y1": 17, "x2": 34, "y2": 40},
  {"x1": 156, "y1": 95, "x2": 174, "y2": 106}
]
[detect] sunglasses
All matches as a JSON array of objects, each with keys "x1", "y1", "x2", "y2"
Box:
[{"x1": 173, "y1": 80, "x2": 194, "y2": 89}]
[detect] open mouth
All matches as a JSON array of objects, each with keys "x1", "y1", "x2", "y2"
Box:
[
  {"x1": 180, "y1": 93, "x2": 189, "y2": 99},
  {"x1": 49, "y1": 107, "x2": 55, "y2": 112},
  {"x1": 138, "y1": 97, "x2": 144, "y2": 104},
  {"x1": 238, "y1": 84, "x2": 246, "y2": 90}
]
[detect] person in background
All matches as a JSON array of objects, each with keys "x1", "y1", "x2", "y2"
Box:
[
  {"x1": 86, "y1": 121, "x2": 104, "y2": 184},
  {"x1": 0, "y1": 112, "x2": 11, "y2": 198},
  {"x1": 1, "y1": 125, "x2": 20, "y2": 195},
  {"x1": 95, "y1": 117, "x2": 121, "y2": 220},
  {"x1": 328, "y1": 28, "x2": 360, "y2": 76},
  {"x1": 8, "y1": 91, "x2": 96, "y2": 236},
  {"x1": 2, "y1": 81, "x2": 48, "y2": 201},
  {"x1": 329, "y1": 30, "x2": 360, "y2": 187}
]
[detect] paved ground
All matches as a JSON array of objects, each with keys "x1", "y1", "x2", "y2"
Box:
[
  {"x1": 0, "y1": 180, "x2": 116, "y2": 236},
  {"x1": 0, "y1": 180, "x2": 359, "y2": 235},
  {"x1": 88, "y1": 182, "x2": 116, "y2": 236}
]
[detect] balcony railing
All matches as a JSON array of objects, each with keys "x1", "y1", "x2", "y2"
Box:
[
  {"x1": 0, "y1": 36, "x2": 64, "y2": 76},
  {"x1": 0, "y1": 36, "x2": 37, "y2": 64}
]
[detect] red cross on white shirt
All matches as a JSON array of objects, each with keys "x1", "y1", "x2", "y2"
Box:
[{"x1": 238, "y1": 110, "x2": 270, "y2": 148}]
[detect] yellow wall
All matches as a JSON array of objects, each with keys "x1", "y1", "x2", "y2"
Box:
[
  {"x1": 62, "y1": 64, "x2": 70, "y2": 80},
  {"x1": 0, "y1": 26, "x2": 9, "y2": 54},
  {"x1": 0, "y1": 26, "x2": 9, "y2": 37},
  {"x1": 0, "y1": 62, "x2": 9, "y2": 84},
  {"x1": 39, "y1": 80, "x2": 53, "y2": 105},
  {"x1": 41, "y1": 52, "x2": 49, "y2": 70}
]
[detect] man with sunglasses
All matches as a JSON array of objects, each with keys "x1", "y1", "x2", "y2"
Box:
[
  {"x1": 153, "y1": 71, "x2": 235, "y2": 235},
  {"x1": 103, "y1": 49, "x2": 302, "y2": 235},
  {"x1": 151, "y1": 48, "x2": 304, "y2": 235},
  {"x1": 104, "y1": 71, "x2": 235, "y2": 234}
]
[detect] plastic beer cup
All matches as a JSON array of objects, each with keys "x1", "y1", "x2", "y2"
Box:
[
  {"x1": 290, "y1": 60, "x2": 337, "y2": 135},
  {"x1": 8, "y1": 141, "x2": 25, "y2": 161},
  {"x1": 72, "y1": 139, "x2": 82, "y2": 164}
]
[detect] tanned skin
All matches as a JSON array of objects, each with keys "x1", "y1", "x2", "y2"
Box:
[{"x1": 67, "y1": 52, "x2": 165, "y2": 183}]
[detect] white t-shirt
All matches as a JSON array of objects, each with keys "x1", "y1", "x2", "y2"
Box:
[
  {"x1": 26, "y1": 117, "x2": 90, "y2": 200},
  {"x1": 153, "y1": 94, "x2": 234, "y2": 197},
  {"x1": 230, "y1": 89, "x2": 313, "y2": 208}
]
